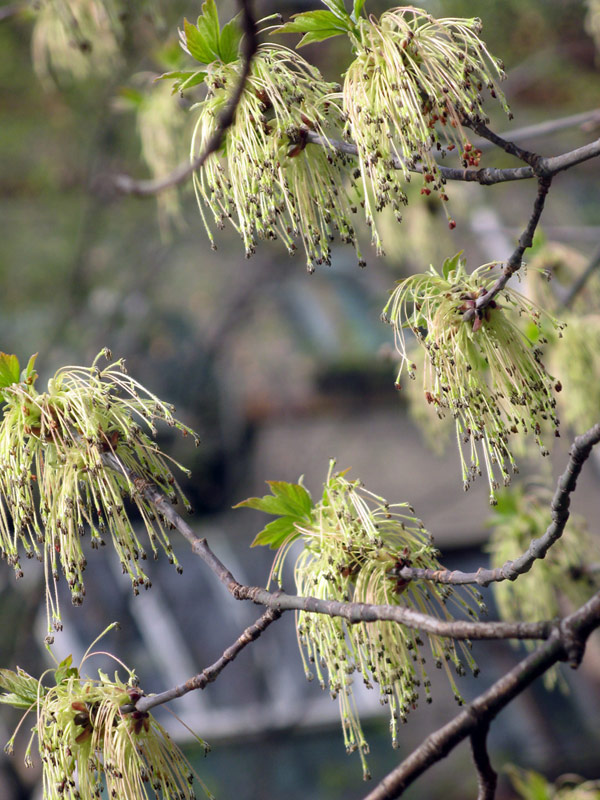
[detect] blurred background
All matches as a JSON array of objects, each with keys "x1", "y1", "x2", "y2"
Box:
[{"x1": 0, "y1": 0, "x2": 600, "y2": 797}]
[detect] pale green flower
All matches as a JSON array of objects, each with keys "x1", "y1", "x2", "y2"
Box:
[
  {"x1": 343, "y1": 6, "x2": 509, "y2": 249},
  {"x1": 486, "y1": 484, "x2": 600, "y2": 690},
  {"x1": 239, "y1": 462, "x2": 483, "y2": 778},
  {"x1": 189, "y1": 43, "x2": 364, "y2": 272},
  {"x1": 0, "y1": 350, "x2": 198, "y2": 638},
  {"x1": 383, "y1": 255, "x2": 563, "y2": 503},
  {"x1": 1, "y1": 629, "x2": 211, "y2": 800}
]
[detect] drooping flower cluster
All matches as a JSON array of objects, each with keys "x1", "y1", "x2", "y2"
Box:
[
  {"x1": 190, "y1": 43, "x2": 364, "y2": 272},
  {"x1": 237, "y1": 462, "x2": 483, "y2": 778},
  {"x1": 382, "y1": 255, "x2": 563, "y2": 502},
  {"x1": 487, "y1": 484, "x2": 600, "y2": 688},
  {"x1": 342, "y1": 6, "x2": 509, "y2": 246},
  {"x1": 0, "y1": 350, "x2": 198, "y2": 637},
  {"x1": 0, "y1": 638, "x2": 211, "y2": 800}
]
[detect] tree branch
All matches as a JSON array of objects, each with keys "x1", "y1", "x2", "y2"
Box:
[
  {"x1": 463, "y1": 117, "x2": 540, "y2": 168},
  {"x1": 100, "y1": 0, "x2": 257, "y2": 197},
  {"x1": 561, "y1": 243, "x2": 600, "y2": 310},
  {"x1": 396, "y1": 423, "x2": 600, "y2": 587},
  {"x1": 470, "y1": 722, "x2": 497, "y2": 800},
  {"x1": 463, "y1": 176, "x2": 552, "y2": 313},
  {"x1": 361, "y1": 590, "x2": 600, "y2": 800},
  {"x1": 102, "y1": 424, "x2": 600, "y2": 642},
  {"x1": 128, "y1": 608, "x2": 282, "y2": 714}
]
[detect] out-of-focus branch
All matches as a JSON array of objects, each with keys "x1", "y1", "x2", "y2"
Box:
[
  {"x1": 361, "y1": 590, "x2": 600, "y2": 800},
  {"x1": 129, "y1": 609, "x2": 281, "y2": 714},
  {"x1": 561, "y1": 244, "x2": 600, "y2": 310},
  {"x1": 0, "y1": 3, "x2": 25, "y2": 21},
  {"x1": 470, "y1": 722, "x2": 497, "y2": 800},
  {"x1": 475, "y1": 108, "x2": 600, "y2": 152},
  {"x1": 100, "y1": 0, "x2": 257, "y2": 197},
  {"x1": 397, "y1": 423, "x2": 600, "y2": 587}
]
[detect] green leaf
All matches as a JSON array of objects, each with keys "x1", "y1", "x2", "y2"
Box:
[
  {"x1": 352, "y1": 0, "x2": 366, "y2": 21},
  {"x1": 250, "y1": 516, "x2": 300, "y2": 549},
  {"x1": 296, "y1": 29, "x2": 347, "y2": 46},
  {"x1": 0, "y1": 353, "x2": 20, "y2": 389},
  {"x1": 442, "y1": 251, "x2": 464, "y2": 281},
  {"x1": 320, "y1": 0, "x2": 350, "y2": 21},
  {"x1": 55, "y1": 654, "x2": 79, "y2": 685},
  {"x1": 219, "y1": 14, "x2": 243, "y2": 63},
  {"x1": 267, "y1": 481, "x2": 314, "y2": 517},
  {"x1": 157, "y1": 69, "x2": 207, "y2": 94},
  {"x1": 197, "y1": 0, "x2": 221, "y2": 47},
  {"x1": 277, "y1": 10, "x2": 352, "y2": 36},
  {"x1": 0, "y1": 668, "x2": 42, "y2": 710},
  {"x1": 235, "y1": 480, "x2": 314, "y2": 548},
  {"x1": 183, "y1": 17, "x2": 219, "y2": 65}
]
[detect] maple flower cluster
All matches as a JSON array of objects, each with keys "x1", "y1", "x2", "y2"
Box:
[
  {"x1": 343, "y1": 7, "x2": 509, "y2": 247},
  {"x1": 0, "y1": 350, "x2": 198, "y2": 637},
  {"x1": 383, "y1": 256, "x2": 563, "y2": 503},
  {"x1": 172, "y1": 2, "x2": 509, "y2": 267},
  {"x1": 0, "y1": 638, "x2": 210, "y2": 800},
  {"x1": 190, "y1": 43, "x2": 364, "y2": 272},
  {"x1": 238, "y1": 462, "x2": 483, "y2": 778}
]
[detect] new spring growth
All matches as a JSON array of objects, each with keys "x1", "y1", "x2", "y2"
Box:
[
  {"x1": 382, "y1": 254, "x2": 564, "y2": 503},
  {"x1": 0, "y1": 349, "x2": 199, "y2": 638},
  {"x1": 172, "y1": 1, "x2": 365, "y2": 272},
  {"x1": 236, "y1": 461, "x2": 484, "y2": 779},
  {"x1": 342, "y1": 5, "x2": 509, "y2": 245},
  {"x1": 0, "y1": 627, "x2": 212, "y2": 800},
  {"x1": 487, "y1": 484, "x2": 600, "y2": 690}
]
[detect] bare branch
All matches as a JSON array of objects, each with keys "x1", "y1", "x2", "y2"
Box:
[
  {"x1": 361, "y1": 590, "x2": 600, "y2": 800},
  {"x1": 470, "y1": 722, "x2": 497, "y2": 800},
  {"x1": 101, "y1": 0, "x2": 257, "y2": 197},
  {"x1": 463, "y1": 117, "x2": 540, "y2": 167},
  {"x1": 306, "y1": 133, "x2": 600, "y2": 186},
  {"x1": 103, "y1": 424, "x2": 600, "y2": 641},
  {"x1": 467, "y1": 176, "x2": 552, "y2": 312},
  {"x1": 130, "y1": 608, "x2": 282, "y2": 714},
  {"x1": 397, "y1": 423, "x2": 600, "y2": 587}
]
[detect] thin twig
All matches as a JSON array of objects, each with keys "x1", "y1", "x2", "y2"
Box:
[
  {"x1": 101, "y1": 483, "x2": 548, "y2": 643},
  {"x1": 361, "y1": 590, "x2": 600, "y2": 800},
  {"x1": 102, "y1": 0, "x2": 257, "y2": 197},
  {"x1": 129, "y1": 608, "x2": 282, "y2": 714},
  {"x1": 463, "y1": 176, "x2": 552, "y2": 313},
  {"x1": 463, "y1": 117, "x2": 540, "y2": 168},
  {"x1": 470, "y1": 722, "x2": 497, "y2": 800},
  {"x1": 397, "y1": 423, "x2": 600, "y2": 587}
]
